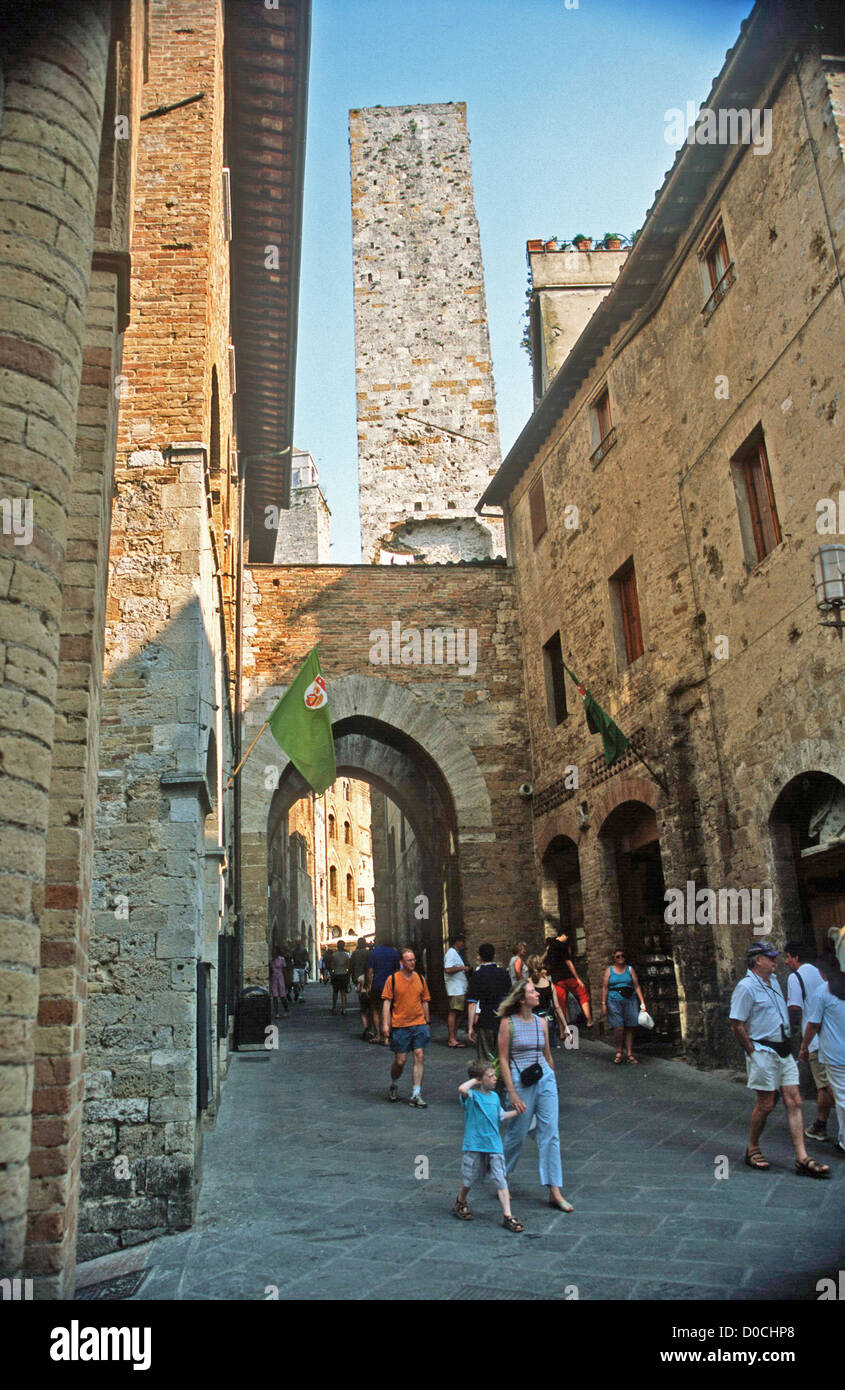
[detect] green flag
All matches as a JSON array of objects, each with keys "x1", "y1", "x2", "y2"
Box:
[
  {"x1": 267, "y1": 646, "x2": 337, "y2": 793},
  {"x1": 562, "y1": 661, "x2": 630, "y2": 767}
]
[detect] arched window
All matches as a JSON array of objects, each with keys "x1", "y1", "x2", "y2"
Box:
[
  {"x1": 210, "y1": 365, "x2": 221, "y2": 473},
  {"x1": 344, "y1": 820, "x2": 352, "y2": 844},
  {"x1": 329, "y1": 866, "x2": 337, "y2": 896},
  {"x1": 343, "y1": 780, "x2": 350, "y2": 800},
  {"x1": 346, "y1": 873, "x2": 354, "y2": 902},
  {"x1": 328, "y1": 813, "x2": 336, "y2": 839}
]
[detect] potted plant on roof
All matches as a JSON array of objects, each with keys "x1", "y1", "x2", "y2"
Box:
[
  {"x1": 603, "y1": 232, "x2": 622, "y2": 250},
  {"x1": 573, "y1": 233, "x2": 592, "y2": 251}
]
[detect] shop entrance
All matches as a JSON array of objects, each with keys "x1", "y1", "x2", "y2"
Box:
[
  {"x1": 601, "y1": 801, "x2": 681, "y2": 1050},
  {"x1": 770, "y1": 772, "x2": 845, "y2": 963}
]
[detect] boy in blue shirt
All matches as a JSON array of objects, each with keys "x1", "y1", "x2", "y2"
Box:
[{"x1": 453, "y1": 1060, "x2": 523, "y2": 1231}]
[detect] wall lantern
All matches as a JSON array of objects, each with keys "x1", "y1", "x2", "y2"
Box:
[{"x1": 814, "y1": 545, "x2": 845, "y2": 639}]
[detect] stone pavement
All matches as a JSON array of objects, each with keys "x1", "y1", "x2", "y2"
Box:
[{"x1": 76, "y1": 985, "x2": 845, "y2": 1301}]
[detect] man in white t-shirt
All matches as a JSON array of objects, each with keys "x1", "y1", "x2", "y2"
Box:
[
  {"x1": 785, "y1": 941, "x2": 834, "y2": 1143},
  {"x1": 444, "y1": 934, "x2": 469, "y2": 1048}
]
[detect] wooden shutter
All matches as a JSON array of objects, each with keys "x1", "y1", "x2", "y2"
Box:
[
  {"x1": 529, "y1": 473, "x2": 547, "y2": 543},
  {"x1": 619, "y1": 564, "x2": 644, "y2": 664}
]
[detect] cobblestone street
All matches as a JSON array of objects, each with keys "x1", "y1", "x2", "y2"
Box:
[{"x1": 73, "y1": 986, "x2": 845, "y2": 1302}]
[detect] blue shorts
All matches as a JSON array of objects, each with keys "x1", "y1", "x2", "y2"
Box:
[
  {"x1": 390, "y1": 1024, "x2": 430, "y2": 1054},
  {"x1": 607, "y1": 992, "x2": 639, "y2": 1028}
]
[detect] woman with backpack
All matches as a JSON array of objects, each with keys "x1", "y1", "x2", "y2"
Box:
[{"x1": 497, "y1": 979, "x2": 574, "y2": 1212}]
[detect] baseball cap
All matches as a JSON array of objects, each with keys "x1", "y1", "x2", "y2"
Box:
[{"x1": 747, "y1": 942, "x2": 778, "y2": 960}]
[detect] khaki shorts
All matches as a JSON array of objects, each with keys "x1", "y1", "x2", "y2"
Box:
[
  {"x1": 746, "y1": 1047, "x2": 799, "y2": 1092},
  {"x1": 447, "y1": 995, "x2": 466, "y2": 1010},
  {"x1": 809, "y1": 1054, "x2": 829, "y2": 1090}
]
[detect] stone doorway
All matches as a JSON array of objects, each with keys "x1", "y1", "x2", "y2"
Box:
[
  {"x1": 264, "y1": 714, "x2": 462, "y2": 1015},
  {"x1": 599, "y1": 801, "x2": 681, "y2": 1050},
  {"x1": 770, "y1": 771, "x2": 845, "y2": 961}
]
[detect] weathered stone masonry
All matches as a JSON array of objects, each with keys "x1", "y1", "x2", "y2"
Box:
[{"x1": 350, "y1": 103, "x2": 504, "y2": 563}]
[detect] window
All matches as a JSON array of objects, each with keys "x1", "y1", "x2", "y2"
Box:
[
  {"x1": 731, "y1": 428, "x2": 782, "y2": 567},
  {"x1": 346, "y1": 873, "x2": 354, "y2": 902},
  {"x1": 329, "y1": 866, "x2": 337, "y2": 896},
  {"x1": 328, "y1": 813, "x2": 336, "y2": 839},
  {"x1": 529, "y1": 473, "x2": 547, "y2": 544},
  {"x1": 610, "y1": 559, "x2": 644, "y2": 668},
  {"x1": 344, "y1": 820, "x2": 352, "y2": 844},
  {"x1": 594, "y1": 388, "x2": 612, "y2": 442},
  {"x1": 542, "y1": 632, "x2": 567, "y2": 727},
  {"x1": 357, "y1": 887, "x2": 365, "y2": 903},
  {"x1": 589, "y1": 386, "x2": 617, "y2": 465},
  {"x1": 343, "y1": 780, "x2": 350, "y2": 800},
  {"x1": 699, "y1": 218, "x2": 735, "y2": 318}
]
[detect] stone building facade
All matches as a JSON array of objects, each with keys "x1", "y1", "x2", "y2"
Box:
[
  {"x1": 350, "y1": 102, "x2": 505, "y2": 563},
  {"x1": 0, "y1": 0, "x2": 310, "y2": 1291},
  {"x1": 526, "y1": 240, "x2": 628, "y2": 403},
  {"x1": 481, "y1": 0, "x2": 845, "y2": 1065},
  {"x1": 239, "y1": 562, "x2": 538, "y2": 1014},
  {"x1": 273, "y1": 449, "x2": 331, "y2": 563}
]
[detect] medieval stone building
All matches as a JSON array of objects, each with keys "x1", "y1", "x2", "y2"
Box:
[
  {"x1": 481, "y1": 0, "x2": 845, "y2": 1064},
  {"x1": 0, "y1": 0, "x2": 310, "y2": 1294},
  {"x1": 350, "y1": 102, "x2": 505, "y2": 563}
]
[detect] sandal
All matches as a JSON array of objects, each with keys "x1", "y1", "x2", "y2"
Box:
[
  {"x1": 502, "y1": 1215, "x2": 524, "y2": 1232},
  {"x1": 453, "y1": 1198, "x2": 473, "y2": 1220},
  {"x1": 744, "y1": 1147, "x2": 771, "y2": 1170},
  {"x1": 549, "y1": 1195, "x2": 574, "y2": 1212},
  {"x1": 795, "y1": 1157, "x2": 830, "y2": 1179},
  {"x1": 626, "y1": 1055, "x2": 638, "y2": 1064},
  {"x1": 613, "y1": 1052, "x2": 624, "y2": 1064},
  {"x1": 447, "y1": 1041, "x2": 467, "y2": 1048}
]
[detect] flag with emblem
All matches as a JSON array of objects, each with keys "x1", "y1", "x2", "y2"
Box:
[
  {"x1": 267, "y1": 646, "x2": 336, "y2": 793},
  {"x1": 562, "y1": 661, "x2": 630, "y2": 767}
]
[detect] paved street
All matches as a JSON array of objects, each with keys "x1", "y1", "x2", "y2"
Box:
[{"x1": 78, "y1": 985, "x2": 844, "y2": 1301}]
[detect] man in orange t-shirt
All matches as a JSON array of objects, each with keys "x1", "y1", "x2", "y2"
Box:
[{"x1": 382, "y1": 948, "x2": 431, "y2": 1108}]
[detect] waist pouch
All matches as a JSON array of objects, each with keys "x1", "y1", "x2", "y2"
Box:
[
  {"x1": 751, "y1": 1036, "x2": 792, "y2": 1059},
  {"x1": 615, "y1": 985, "x2": 634, "y2": 999}
]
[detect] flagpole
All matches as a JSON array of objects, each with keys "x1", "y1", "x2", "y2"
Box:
[
  {"x1": 628, "y1": 743, "x2": 668, "y2": 795},
  {"x1": 224, "y1": 719, "x2": 268, "y2": 791}
]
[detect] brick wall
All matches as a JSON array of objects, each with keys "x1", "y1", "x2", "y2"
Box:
[
  {"x1": 0, "y1": 0, "x2": 113, "y2": 1281},
  {"x1": 80, "y1": 0, "x2": 237, "y2": 1256},
  {"x1": 240, "y1": 563, "x2": 538, "y2": 989}
]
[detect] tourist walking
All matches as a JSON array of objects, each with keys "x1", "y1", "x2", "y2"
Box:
[
  {"x1": 527, "y1": 954, "x2": 571, "y2": 1049},
  {"x1": 800, "y1": 956, "x2": 845, "y2": 1154},
  {"x1": 381, "y1": 948, "x2": 431, "y2": 1107},
  {"x1": 453, "y1": 1060, "x2": 522, "y2": 1231},
  {"x1": 444, "y1": 933, "x2": 469, "y2": 1047},
  {"x1": 269, "y1": 950, "x2": 289, "y2": 1018},
  {"x1": 785, "y1": 940, "x2": 834, "y2": 1143},
  {"x1": 543, "y1": 927, "x2": 593, "y2": 1028},
  {"x1": 601, "y1": 947, "x2": 646, "y2": 1063},
  {"x1": 498, "y1": 980, "x2": 573, "y2": 1211},
  {"x1": 292, "y1": 941, "x2": 309, "y2": 1000},
  {"x1": 330, "y1": 940, "x2": 351, "y2": 1015},
  {"x1": 730, "y1": 942, "x2": 829, "y2": 1177},
  {"x1": 365, "y1": 939, "x2": 401, "y2": 1043},
  {"x1": 507, "y1": 942, "x2": 528, "y2": 988},
  {"x1": 466, "y1": 943, "x2": 511, "y2": 1062},
  {"x1": 349, "y1": 936, "x2": 371, "y2": 1039}
]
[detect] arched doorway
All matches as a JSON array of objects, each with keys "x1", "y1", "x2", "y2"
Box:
[
  {"x1": 598, "y1": 800, "x2": 681, "y2": 1049},
  {"x1": 770, "y1": 771, "x2": 845, "y2": 961},
  {"x1": 265, "y1": 714, "x2": 462, "y2": 1014},
  {"x1": 540, "y1": 835, "x2": 587, "y2": 997}
]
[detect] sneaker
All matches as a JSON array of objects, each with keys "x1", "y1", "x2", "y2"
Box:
[
  {"x1": 408, "y1": 1094, "x2": 427, "y2": 1108},
  {"x1": 388, "y1": 1084, "x2": 399, "y2": 1102},
  {"x1": 805, "y1": 1121, "x2": 829, "y2": 1142}
]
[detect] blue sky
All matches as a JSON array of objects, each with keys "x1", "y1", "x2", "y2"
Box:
[{"x1": 294, "y1": 0, "x2": 754, "y2": 563}]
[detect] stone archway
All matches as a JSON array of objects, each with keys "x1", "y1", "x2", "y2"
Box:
[{"x1": 240, "y1": 675, "x2": 507, "y2": 993}]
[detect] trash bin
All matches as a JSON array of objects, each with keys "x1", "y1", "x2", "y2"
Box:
[{"x1": 234, "y1": 985, "x2": 272, "y2": 1048}]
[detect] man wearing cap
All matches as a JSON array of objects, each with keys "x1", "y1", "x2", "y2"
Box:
[{"x1": 729, "y1": 943, "x2": 829, "y2": 1178}]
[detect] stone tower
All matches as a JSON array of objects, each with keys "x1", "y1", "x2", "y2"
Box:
[{"x1": 349, "y1": 102, "x2": 505, "y2": 563}]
